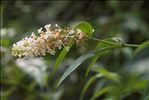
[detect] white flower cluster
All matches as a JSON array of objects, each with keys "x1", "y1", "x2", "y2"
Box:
[{"x1": 11, "y1": 24, "x2": 87, "y2": 57}]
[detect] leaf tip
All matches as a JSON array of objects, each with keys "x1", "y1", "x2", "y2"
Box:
[{"x1": 56, "y1": 82, "x2": 60, "y2": 88}]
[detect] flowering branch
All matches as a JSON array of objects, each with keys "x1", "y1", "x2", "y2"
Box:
[
  {"x1": 11, "y1": 22, "x2": 140, "y2": 58},
  {"x1": 11, "y1": 24, "x2": 88, "y2": 58}
]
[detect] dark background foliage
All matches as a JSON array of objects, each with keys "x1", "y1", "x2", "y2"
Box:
[{"x1": 1, "y1": 0, "x2": 149, "y2": 100}]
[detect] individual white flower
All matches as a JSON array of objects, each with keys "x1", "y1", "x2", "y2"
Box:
[
  {"x1": 31, "y1": 32, "x2": 36, "y2": 38},
  {"x1": 16, "y1": 40, "x2": 24, "y2": 47},
  {"x1": 75, "y1": 29, "x2": 84, "y2": 39},
  {"x1": 55, "y1": 24, "x2": 61, "y2": 28},
  {"x1": 45, "y1": 31, "x2": 52, "y2": 35},
  {"x1": 78, "y1": 33, "x2": 84, "y2": 39},
  {"x1": 38, "y1": 27, "x2": 42, "y2": 33},
  {"x1": 69, "y1": 30, "x2": 74, "y2": 34},
  {"x1": 43, "y1": 34, "x2": 49, "y2": 40},
  {"x1": 44, "y1": 24, "x2": 51, "y2": 31},
  {"x1": 55, "y1": 24, "x2": 62, "y2": 32}
]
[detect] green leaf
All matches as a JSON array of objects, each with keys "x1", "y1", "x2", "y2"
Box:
[
  {"x1": 93, "y1": 67, "x2": 121, "y2": 84},
  {"x1": 86, "y1": 38, "x2": 119, "y2": 76},
  {"x1": 90, "y1": 86, "x2": 112, "y2": 100},
  {"x1": 50, "y1": 43, "x2": 73, "y2": 78},
  {"x1": 57, "y1": 45, "x2": 120, "y2": 87},
  {"x1": 86, "y1": 51, "x2": 109, "y2": 76},
  {"x1": 80, "y1": 74, "x2": 103, "y2": 100},
  {"x1": 134, "y1": 41, "x2": 149, "y2": 55},
  {"x1": 57, "y1": 52, "x2": 95, "y2": 87},
  {"x1": 86, "y1": 55, "x2": 100, "y2": 76},
  {"x1": 57, "y1": 46, "x2": 117, "y2": 87},
  {"x1": 74, "y1": 21, "x2": 94, "y2": 36}
]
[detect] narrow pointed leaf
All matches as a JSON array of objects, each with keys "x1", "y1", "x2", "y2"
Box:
[
  {"x1": 80, "y1": 74, "x2": 102, "y2": 100},
  {"x1": 57, "y1": 52, "x2": 95, "y2": 87},
  {"x1": 93, "y1": 67, "x2": 121, "y2": 84},
  {"x1": 57, "y1": 46, "x2": 119, "y2": 87},
  {"x1": 50, "y1": 44, "x2": 73, "y2": 78},
  {"x1": 86, "y1": 51, "x2": 108, "y2": 76},
  {"x1": 90, "y1": 86, "x2": 112, "y2": 100}
]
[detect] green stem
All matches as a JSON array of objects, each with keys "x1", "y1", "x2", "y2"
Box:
[
  {"x1": 90, "y1": 37, "x2": 140, "y2": 48},
  {"x1": 91, "y1": 37, "x2": 118, "y2": 45},
  {"x1": 123, "y1": 44, "x2": 140, "y2": 47}
]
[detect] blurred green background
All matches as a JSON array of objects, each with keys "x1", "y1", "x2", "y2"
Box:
[{"x1": 1, "y1": 0, "x2": 149, "y2": 100}]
